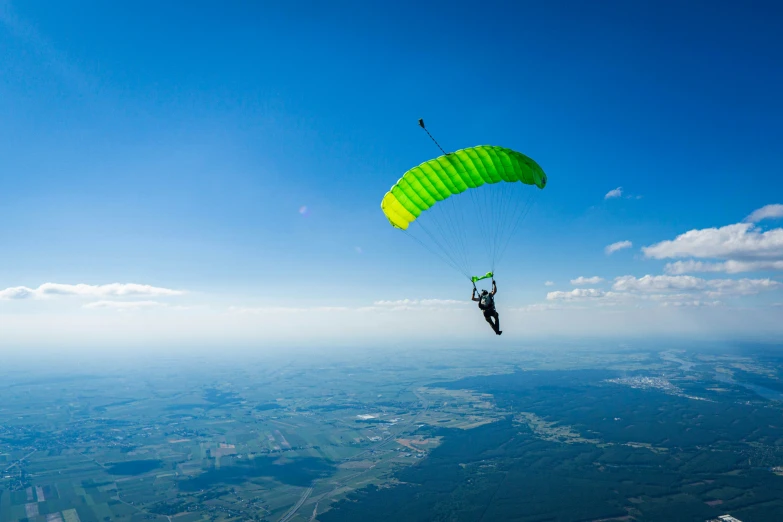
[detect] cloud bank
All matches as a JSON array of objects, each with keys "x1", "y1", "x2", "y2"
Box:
[
  {"x1": 84, "y1": 300, "x2": 167, "y2": 311},
  {"x1": 643, "y1": 205, "x2": 783, "y2": 274},
  {"x1": 0, "y1": 283, "x2": 183, "y2": 300},
  {"x1": 664, "y1": 260, "x2": 783, "y2": 275},
  {"x1": 547, "y1": 288, "x2": 606, "y2": 301},
  {"x1": 643, "y1": 223, "x2": 783, "y2": 261}
]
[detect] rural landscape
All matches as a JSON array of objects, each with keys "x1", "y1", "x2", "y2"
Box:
[{"x1": 2, "y1": 344, "x2": 783, "y2": 521}]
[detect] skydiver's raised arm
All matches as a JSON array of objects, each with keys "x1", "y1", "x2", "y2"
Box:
[
  {"x1": 491, "y1": 280, "x2": 497, "y2": 296},
  {"x1": 471, "y1": 287, "x2": 480, "y2": 302}
]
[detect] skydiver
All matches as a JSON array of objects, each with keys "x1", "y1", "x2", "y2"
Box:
[{"x1": 472, "y1": 280, "x2": 501, "y2": 335}]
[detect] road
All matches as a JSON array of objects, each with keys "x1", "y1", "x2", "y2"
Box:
[
  {"x1": 278, "y1": 486, "x2": 313, "y2": 522},
  {"x1": 3, "y1": 449, "x2": 37, "y2": 473},
  {"x1": 308, "y1": 502, "x2": 320, "y2": 522}
]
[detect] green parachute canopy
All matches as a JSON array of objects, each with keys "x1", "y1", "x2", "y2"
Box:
[
  {"x1": 380, "y1": 145, "x2": 547, "y2": 282},
  {"x1": 381, "y1": 145, "x2": 547, "y2": 230}
]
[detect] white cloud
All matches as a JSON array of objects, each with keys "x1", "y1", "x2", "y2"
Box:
[
  {"x1": 227, "y1": 299, "x2": 468, "y2": 315},
  {"x1": 661, "y1": 300, "x2": 722, "y2": 308},
  {"x1": 363, "y1": 299, "x2": 469, "y2": 312},
  {"x1": 605, "y1": 240, "x2": 632, "y2": 255},
  {"x1": 42, "y1": 283, "x2": 182, "y2": 297},
  {"x1": 645, "y1": 292, "x2": 708, "y2": 302},
  {"x1": 571, "y1": 276, "x2": 604, "y2": 286},
  {"x1": 547, "y1": 288, "x2": 606, "y2": 301},
  {"x1": 540, "y1": 274, "x2": 780, "y2": 310},
  {"x1": 613, "y1": 275, "x2": 704, "y2": 293},
  {"x1": 512, "y1": 303, "x2": 563, "y2": 312},
  {"x1": 611, "y1": 275, "x2": 780, "y2": 296},
  {"x1": 0, "y1": 287, "x2": 36, "y2": 300},
  {"x1": 228, "y1": 306, "x2": 350, "y2": 314},
  {"x1": 642, "y1": 223, "x2": 783, "y2": 261},
  {"x1": 644, "y1": 206, "x2": 783, "y2": 277},
  {"x1": 745, "y1": 204, "x2": 783, "y2": 223},
  {"x1": 702, "y1": 278, "x2": 780, "y2": 297},
  {"x1": 604, "y1": 187, "x2": 642, "y2": 200},
  {"x1": 0, "y1": 282, "x2": 183, "y2": 300},
  {"x1": 84, "y1": 300, "x2": 166, "y2": 311},
  {"x1": 544, "y1": 281, "x2": 555, "y2": 286},
  {"x1": 372, "y1": 299, "x2": 464, "y2": 307},
  {"x1": 665, "y1": 259, "x2": 783, "y2": 274}
]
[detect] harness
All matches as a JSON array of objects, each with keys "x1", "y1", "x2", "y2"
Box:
[{"x1": 478, "y1": 293, "x2": 495, "y2": 311}]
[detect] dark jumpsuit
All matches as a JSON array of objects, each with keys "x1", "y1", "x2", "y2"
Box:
[{"x1": 480, "y1": 294, "x2": 500, "y2": 334}]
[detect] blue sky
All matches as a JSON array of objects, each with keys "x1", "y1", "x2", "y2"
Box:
[{"x1": 1, "y1": 1, "x2": 782, "y2": 349}]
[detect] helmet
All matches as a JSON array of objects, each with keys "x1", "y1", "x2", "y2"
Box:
[{"x1": 481, "y1": 290, "x2": 488, "y2": 295}]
